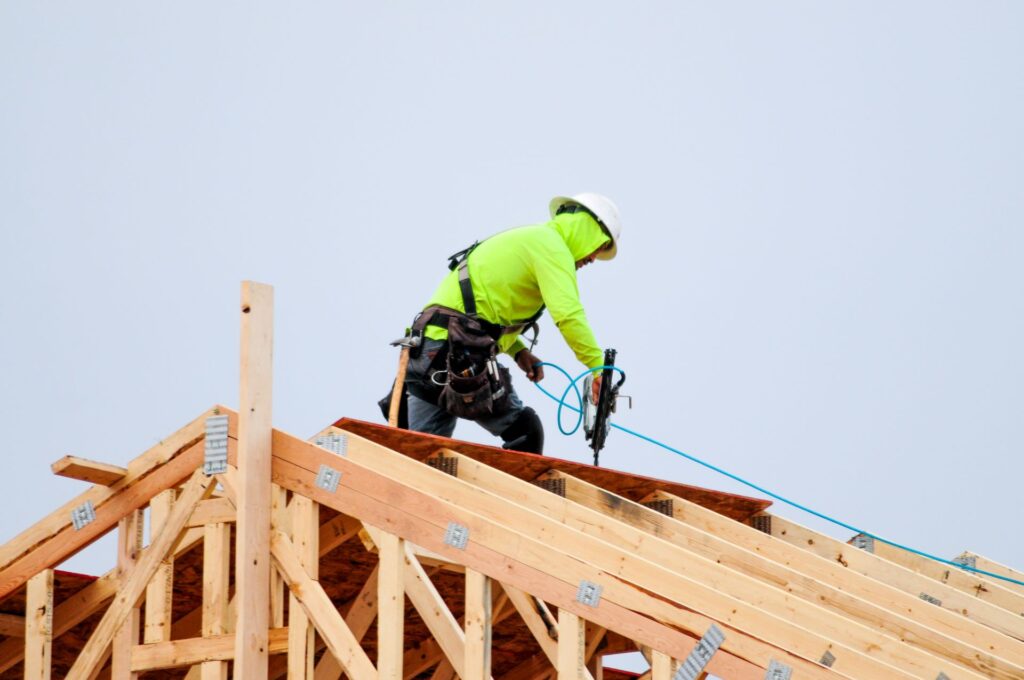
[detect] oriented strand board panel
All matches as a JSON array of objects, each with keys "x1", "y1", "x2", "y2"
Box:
[{"x1": 334, "y1": 418, "x2": 771, "y2": 521}]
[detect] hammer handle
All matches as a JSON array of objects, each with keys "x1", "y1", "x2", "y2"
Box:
[{"x1": 388, "y1": 347, "x2": 411, "y2": 427}]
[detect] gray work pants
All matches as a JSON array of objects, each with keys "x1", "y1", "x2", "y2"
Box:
[{"x1": 406, "y1": 338, "x2": 525, "y2": 438}]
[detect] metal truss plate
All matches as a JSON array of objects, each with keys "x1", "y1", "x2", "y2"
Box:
[
  {"x1": 750, "y1": 514, "x2": 772, "y2": 535},
  {"x1": 819, "y1": 650, "x2": 836, "y2": 668},
  {"x1": 71, "y1": 500, "x2": 96, "y2": 530},
  {"x1": 315, "y1": 464, "x2": 341, "y2": 493},
  {"x1": 936, "y1": 673, "x2": 950, "y2": 680},
  {"x1": 427, "y1": 456, "x2": 458, "y2": 477},
  {"x1": 314, "y1": 433, "x2": 347, "y2": 456},
  {"x1": 851, "y1": 533, "x2": 875, "y2": 553},
  {"x1": 642, "y1": 498, "x2": 674, "y2": 517},
  {"x1": 765, "y1": 660, "x2": 793, "y2": 680},
  {"x1": 953, "y1": 555, "x2": 977, "y2": 569},
  {"x1": 576, "y1": 580, "x2": 603, "y2": 608},
  {"x1": 533, "y1": 477, "x2": 566, "y2": 497},
  {"x1": 444, "y1": 521, "x2": 469, "y2": 550},
  {"x1": 919, "y1": 592, "x2": 942, "y2": 606},
  {"x1": 204, "y1": 415, "x2": 229, "y2": 476},
  {"x1": 674, "y1": 624, "x2": 725, "y2": 680}
]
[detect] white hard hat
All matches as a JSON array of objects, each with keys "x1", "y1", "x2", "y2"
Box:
[{"x1": 549, "y1": 193, "x2": 622, "y2": 260}]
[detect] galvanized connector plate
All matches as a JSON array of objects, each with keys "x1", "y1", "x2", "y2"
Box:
[
  {"x1": 576, "y1": 580, "x2": 603, "y2": 607},
  {"x1": 314, "y1": 433, "x2": 347, "y2": 456},
  {"x1": 819, "y1": 650, "x2": 836, "y2": 668},
  {"x1": 851, "y1": 533, "x2": 875, "y2": 553},
  {"x1": 919, "y1": 592, "x2": 942, "y2": 606},
  {"x1": 315, "y1": 464, "x2": 341, "y2": 493},
  {"x1": 204, "y1": 415, "x2": 229, "y2": 476},
  {"x1": 953, "y1": 555, "x2": 977, "y2": 569},
  {"x1": 936, "y1": 673, "x2": 950, "y2": 680},
  {"x1": 71, "y1": 500, "x2": 96, "y2": 530},
  {"x1": 674, "y1": 624, "x2": 725, "y2": 680},
  {"x1": 765, "y1": 660, "x2": 793, "y2": 680},
  {"x1": 444, "y1": 521, "x2": 469, "y2": 550}
]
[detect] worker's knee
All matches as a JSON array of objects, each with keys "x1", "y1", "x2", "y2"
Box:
[{"x1": 500, "y1": 407, "x2": 544, "y2": 455}]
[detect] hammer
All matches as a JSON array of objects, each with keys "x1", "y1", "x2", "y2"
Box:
[{"x1": 388, "y1": 334, "x2": 421, "y2": 427}]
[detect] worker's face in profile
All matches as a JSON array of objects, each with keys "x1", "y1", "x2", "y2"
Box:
[{"x1": 575, "y1": 241, "x2": 612, "y2": 270}]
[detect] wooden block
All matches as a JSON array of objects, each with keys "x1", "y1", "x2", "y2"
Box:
[{"x1": 51, "y1": 456, "x2": 127, "y2": 486}]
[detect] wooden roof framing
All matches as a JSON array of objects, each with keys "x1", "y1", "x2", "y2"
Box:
[{"x1": 1, "y1": 282, "x2": 1021, "y2": 679}]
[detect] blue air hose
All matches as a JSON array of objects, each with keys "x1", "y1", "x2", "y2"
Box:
[{"x1": 532, "y1": 361, "x2": 1024, "y2": 588}]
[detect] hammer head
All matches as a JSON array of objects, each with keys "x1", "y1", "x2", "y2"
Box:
[{"x1": 390, "y1": 335, "x2": 422, "y2": 349}]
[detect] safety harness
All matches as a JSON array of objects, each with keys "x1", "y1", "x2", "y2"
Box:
[{"x1": 410, "y1": 240, "x2": 544, "y2": 347}]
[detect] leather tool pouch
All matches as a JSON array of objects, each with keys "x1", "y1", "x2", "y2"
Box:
[{"x1": 439, "y1": 316, "x2": 511, "y2": 420}]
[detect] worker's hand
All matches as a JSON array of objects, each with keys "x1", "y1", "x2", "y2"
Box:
[
  {"x1": 591, "y1": 373, "x2": 602, "y2": 403},
  {"x1": 515, "y1": 349, "x2": 544, "y2": 382}
]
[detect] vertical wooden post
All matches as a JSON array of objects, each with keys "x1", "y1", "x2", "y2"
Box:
[
  {"x1": 377, "y1": 531, "x2": 404, "y2": 680},
  {"x1": 24, "y1": 569, "x2": 54, "y2": 680},
  {"x1": 112, "y1": 510, "x2": 143, "y2": 680},
  {"x1": 234, "y1": 281, "x2": 274, "y2": 680},
  {"x1": 145, "y1": 489, "x2": 176, "y2": 643},
  {"x1": 201, "y1": 520, "x2": 232, "y2": 680},
  {"x1": 287, "y1": 495, "x2": 318, "y2": 679},
  {"x1": 270, "y1": 485, "x2": 289, "y2": 629},
  {"x1": 464, "y1": 568, "x2": 491, "y2": 679},
  {"x1": 557, "y1": 608, "x2": 585, "y2": 680},
  {"x1": 651, "y1": 651, "x2": 675, "y2": 680}
]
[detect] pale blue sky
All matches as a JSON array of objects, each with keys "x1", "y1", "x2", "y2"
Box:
[{"x1": 2, "y1": 2, "x2": 1022, "y2": 674}]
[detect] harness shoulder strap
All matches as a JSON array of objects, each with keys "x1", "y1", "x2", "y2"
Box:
[{"x1": 458, "y1": 260, "x2": 477, "y2": 318}]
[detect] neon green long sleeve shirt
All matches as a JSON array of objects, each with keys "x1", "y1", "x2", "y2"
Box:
[{"x1": 423, "y1": 212, "x2": 610, "y2": 370}]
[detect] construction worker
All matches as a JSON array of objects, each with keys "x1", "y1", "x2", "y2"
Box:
[{"x1": 383, "y1": 193, "x2": 621, "y2": 454}]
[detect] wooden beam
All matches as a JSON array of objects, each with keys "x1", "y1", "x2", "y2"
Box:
[
  {"x1": 956, "y1": 551, "x2": 1024, "y2": 596},
  {"x1": 269, "y1": 531, "x2": 378, "y2": 679},
  {"x1": 187, "y1": 498, "x2": 236, "y2": 528},
  {"x1": 131, "y1": 629, "x2": 290, "y2": 671},
  {"x1": 318, "y1": 513, "x2": 361, "y2": 556},
  {"x1": 270, "y1": 485, "x2": 289, "y2": 629},
  {"x1": 628, "y1": 490, "x2": 1024, "y2": 662},
  {"x1": 500, "y1": 582, "x2": 559, "y2": 666},
  {"x1": 864, "y1": 536, "x2": 1024, "y2": 618},
  {"x1": 377, "y1": 529, "x2": 405, "y2": 680},
  {"x1": 557, "y1": 607, "x2": 586, "y2": 680},
  {"x1": 145, "y1": 488, "x2": 176, "y2": 644},
  {"x1": 271, "y1": 431, "x2": 824, "y2": 680},
  {"x1": 0, "y1": 406, "x2": 227, "y2": 600},
  {"x1": 400, "y1": 573, "x2": 513, "y2": 680},
  {"x1": 202, "y1": 518, "x2": 232, "y2": 680},
  {"x1": 311, "y1": 564, "x2": 379, "y2": 680},
  {"x1": 0, "y1": 520, "x2": 206, "y2": 674},
  {"x1": 650, "y1": 651, "x2": 676, "y2": 680},
  {"x1": 759, "y1": 510, "x2": 1024, "y2": 639},
  {"x1": 235, "y1": 280, "x2": 274, "y2": 680},
  {"x1": 112, "y1": 510, "x2": 143, "y2": 680},
  {"x1": 396, "y1": 449, "x2": 941, "y2": 679},
  {"x1": 65, "y1": 469, "x2": 214, "y2": 680},
  {"x1": 24, "y1": 568, "x2": 54, "y2": 680},
  {"x1": 51, "y1": 455, "x2": 127, "y2": 486},
  {"x1": 288, "y1": 494, "x2": 318, "y2": 680},
  {"x1": 445, "y1": 454, "x2": 1019, "y2": 680},
  {"x1": 464, "y1": 568, "x2": 491, "y2": 679}
]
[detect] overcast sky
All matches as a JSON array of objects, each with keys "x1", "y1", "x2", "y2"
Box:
[{"x1": 2, "y1": 3, "x2": 1022, "y2": 674}]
